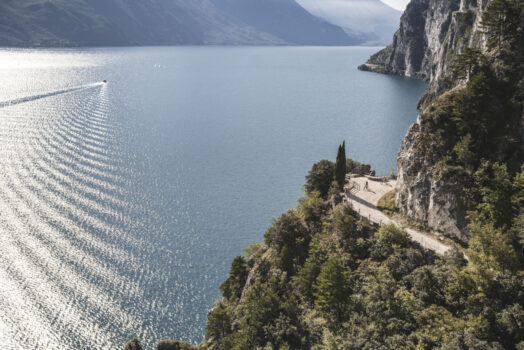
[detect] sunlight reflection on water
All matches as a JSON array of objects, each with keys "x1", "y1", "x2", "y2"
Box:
[{"x1": 0, "y1": 47, "x2": 426, "y2": 349}]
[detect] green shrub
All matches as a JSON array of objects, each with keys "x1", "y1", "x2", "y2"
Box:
[{"x1": 377, "y1": 191, "x2": 397, "y2": 216}]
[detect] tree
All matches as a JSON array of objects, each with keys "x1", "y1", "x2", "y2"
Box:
[
  {"x1": 157, "y1": 340, "x2": 196, "y2": 350},
  {"x1": 331, "y1": 203, "x2": 357, "y2": 237},
  {"x1": 390, "y1": 167, "x2": 396, "y2": 179},
  {"x1": 452, "y1": 48, "x2": 483, "y2": 81},
  {"x1": 346, "y1": 158, "x2": 371, "y2": 175},
  {"x1": 314, "y1": 257, "x2": 349, "y2": 322},
  {"x1": 375, "y1": 224, "x2": 411, "y2": 250},
  {"x1": 220, "y1": 256, "x2": 249, "y2": 300},
  {"x1": 467, "y1": 221, "x2": 518, "y2": 272},
  {"x1": 481, "y1": 0, "x2": 522, "y2": 52},
  {"x1": 243, "y1": 277, "x2": 282, "y2": 347},
  {"x1": 453, "y1": 133, "x2": 475, "y2": 170},
  {"x1": 265, "y1": 211, "x2": 310, "y2": 273},
  {"x1": 334, "y1": 141, "x2": 347, "y2": 189},
  {"x1": 468, "y1": 162, "x2": 514, "y2": 230},
  {"x1": 206, "y1": 303, "x2": 232, "y2": 343},
  {"x1": 297, "y1": 192, "x2": 330, "y2": 233},
  {"x1": 294, "y1": 258, "x2": 321, "y2": 305},
  {"x1": 124, "y1": 338, "x2": 143, "y2": 350},
  {"x1": 305, "y1": 160, "x2": 335, "y2": 199}
]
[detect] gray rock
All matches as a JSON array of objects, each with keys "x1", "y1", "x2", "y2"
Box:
[
  {"x1": 396, "y1": 118, "x2": 468, "y2": 242},
  {"x1": 366, "y1": 0, "x2": 493, "y2": 241}
]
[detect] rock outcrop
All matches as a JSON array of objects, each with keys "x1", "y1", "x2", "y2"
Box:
[
  {"x1": 360, "y1": 0, "x2": 488, "y2": 84},
  {"x1": 361, "y1": 0, "x2": 494, "y2": 241},
  {"x1": 396, "y1": 116, "x2": 469, "y2": 241}
]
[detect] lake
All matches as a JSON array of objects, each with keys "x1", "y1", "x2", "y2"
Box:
[{"x1": 0, "y1": 46, "x2": 426, "y2": 349}]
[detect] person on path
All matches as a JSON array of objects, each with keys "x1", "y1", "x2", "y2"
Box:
[{"x1": 364, "y1": 181, "x2": 369, "y2": 191}]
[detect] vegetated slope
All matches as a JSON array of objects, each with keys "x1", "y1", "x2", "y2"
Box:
[
  {"x1": 296, "y1": 0, "x2": 402, "y2": 45},
  {"x1": 196, "y1": 0, "x2": 522, "y2": 348},
  {"x1": 199, "y1": 157, "x2": 523, "y2": 349},
  {"x1": 210, "y1": 0, "x2": 360, "y2": 45},
  {"x1": 0, "y1": 0, "x2": 360, "y2": 47},
  {"x1": 0, "y1": 0, "x2": 287, "y2": 46},
  {"x1": 360, "y1": 0, "x2": 524, "y2": 242},
  {"x1": 0, "y1": 0, "x2": 193, "y2": 46},
  {"x1": 127, "y1": 153, "x2": 522, "y2": 349}
]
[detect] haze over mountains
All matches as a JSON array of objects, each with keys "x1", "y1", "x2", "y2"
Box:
[
  {"x1": 0, "y1": 0, "x2": 401, "y2": 47},
  {"x1": 297, "y1": 0, "x2": 402, "y2": 44}
]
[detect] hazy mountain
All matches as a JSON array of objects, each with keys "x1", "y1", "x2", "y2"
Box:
[
  {"x1": 296, "y1": 0, "x2": 402, "y2": 45},
  {"x1": 210, "y1": 0, "x2": 360, "y2": 45},
  {"x1": 0, "y1": 0, "x2": 287, "y2": 46},
  {"x1": 0, "y1": 0, "x2": 361, "y2": 47}
]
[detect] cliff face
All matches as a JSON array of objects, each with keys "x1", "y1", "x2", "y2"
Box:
[
  {"x1": 396, "y1": 116, "x2": 469, "y2": 241},
  {"x1": 362, "y1": 0, "x2": 488, "y2": 84},
  {"x1": 362, "y1": 0, "x2": 494, "y2": 242}
]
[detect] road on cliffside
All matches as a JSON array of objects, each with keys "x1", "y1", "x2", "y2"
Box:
[{"x1": 344, "y1": 176, "x2": 451, "y2": 255}]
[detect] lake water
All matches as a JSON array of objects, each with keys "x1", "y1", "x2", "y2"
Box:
[{"x1": 0, "y1": 46, "x2": 426, "y2": 349}]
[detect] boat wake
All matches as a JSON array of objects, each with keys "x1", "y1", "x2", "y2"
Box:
[
  {"x1": 0, "y1": 84, "x2": 152, "y2": 350},
  {"x1": 0, "y1": 83, "x2": 104, "y2": 108}
]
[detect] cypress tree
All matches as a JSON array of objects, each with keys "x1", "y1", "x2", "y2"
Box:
[{"x1": 334, "y1": 141, "x2": 347, "y2": 189}]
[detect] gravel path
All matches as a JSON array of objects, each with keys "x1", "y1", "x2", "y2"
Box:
[{"x1": 345, "y1": 176, "x2": 451, "y2": 255}]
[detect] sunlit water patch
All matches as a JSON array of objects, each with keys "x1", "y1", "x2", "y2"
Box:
[{"x1": 0, "y1": 47, "x2": 426, "y2": 349}]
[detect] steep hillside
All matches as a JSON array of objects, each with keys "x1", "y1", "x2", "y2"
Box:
[
  {"x1": 296, "y1": 0, "x2": 402, "y2": 45},
  {"x1": 359, "y1": 0, "x2": 488, "y2": 83},
  {"x1": 210, "y1": 0, "x2": 359, "y2": 45},
  {"x1": 0, "y1": 0, "x2": 285, "y2": 46},
  {"x1": 360, "y1": 0, "x2": 523, "y2": 242},
  {"x1": 139, "y1": 156, "x2": 523, "y2": 349},
  {"x1": 0, "y1": 0, "x2": 364, "y2": 47}
]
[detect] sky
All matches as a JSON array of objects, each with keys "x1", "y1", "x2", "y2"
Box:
[{"x1": 380, "y1": 0, "x2": 410, "y2": 11}]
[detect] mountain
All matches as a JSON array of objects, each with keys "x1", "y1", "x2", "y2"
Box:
[
  {"x1": 360, "y1": 0, "x2": 523, "y2": 242},
  {"x1": 210, "y1": 0, "x2": 360, "y2": 45},
  {"x1": 0, "y1": 0, "x2": 360, "y2": 47},
  {"x1": 296, "y1": 0, "x2": 402, "y2": 45},
  {"x1": 0, "y1": 0, "x2": 283, "y2": 46}
]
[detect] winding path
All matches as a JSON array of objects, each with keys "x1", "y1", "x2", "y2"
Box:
[{"x1": 344, "y1": 176, "x2": 451, "y2": 255}]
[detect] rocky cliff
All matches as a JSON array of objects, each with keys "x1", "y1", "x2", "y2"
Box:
[
  {"x1": 360, "y1": 0, "x2": 488, "y2": 84},
  {"x1": 396, "y1": 115, "x2": 470, "y2": 241},
  {"x1": 361, "y1": 0, "x2": 523, "y2": 242}
]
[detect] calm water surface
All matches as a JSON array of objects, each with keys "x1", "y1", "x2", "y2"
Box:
[{"x1": 0, "y1": 47, "x2": 426, "y2": 349}]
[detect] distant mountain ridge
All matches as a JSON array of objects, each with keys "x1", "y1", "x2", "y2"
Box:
[
  {"x1": 0, "y1": 0, "x2": 368, "y2": 47},
  {"x1": 0, "y1": 0, "x2": 275, "y2": 46},
  {"x1": 296, "y1": 0, "x2": 402, "y2": 45},
  {"x1": 0, "y1": 0, "x2": 403, "y2": 47},
  {"x1": 210, "y1": 0, "x2": 360, "y2": 45}
]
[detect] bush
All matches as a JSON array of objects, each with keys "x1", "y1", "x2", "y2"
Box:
[
  {"x1": 305, "y1": 160, "x2": 335, "y2": 199},
  {"x1": 265, "y1": 211, "x2": 310, "y2": 274},
  {"x1": 124, "y1": 338, "x2": 143, "y2": 350},
  {"x1": 220, "y1": 256, "x2": 249, "y2": 300},
  {"x1": 157, "y1": 340, "x2": 196, "y2": 350},
  {"x1": 377, "y1": 190, "x2": 397, "y2": 216}
]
